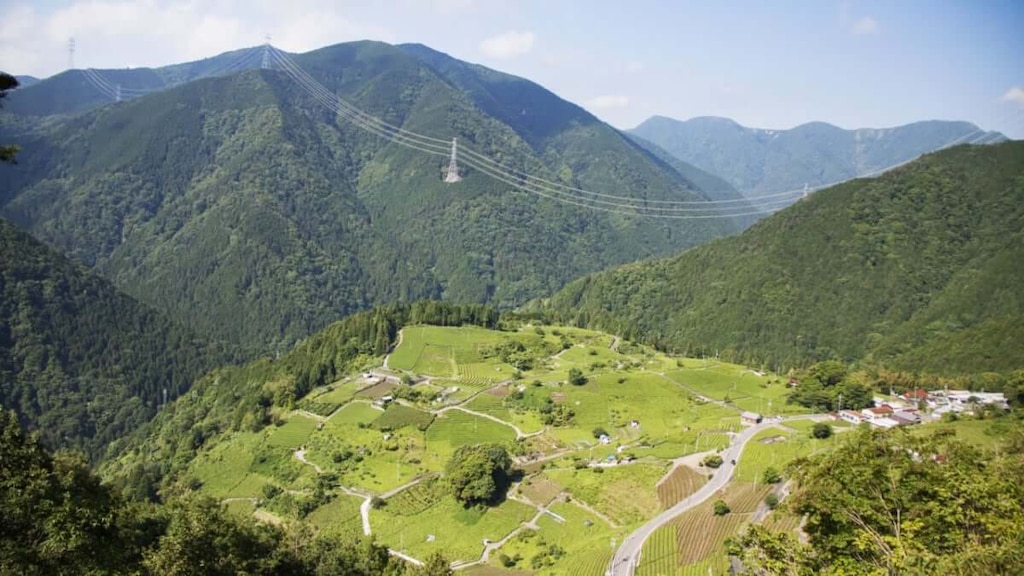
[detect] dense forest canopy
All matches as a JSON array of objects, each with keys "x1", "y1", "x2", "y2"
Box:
[{"x1": 540, "y1": 142, "x2": 1024, "y2": 377}]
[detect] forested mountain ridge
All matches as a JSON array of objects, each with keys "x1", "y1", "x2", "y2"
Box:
[
  {"x1": 539, "y1": 141, "x2": 1024, "y2": 375},
  {"x1": 0, "y1": 41, "x2": 736, "y2": 354},
  {"x1": 0, "y1": 217, "x2": 232, "y2": 461},
  {"x1": 630, "y1": 115, "x2": 1006, "y2": 200}
]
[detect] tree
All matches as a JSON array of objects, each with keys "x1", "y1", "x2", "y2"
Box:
[
  {"x1": 444, "y1": 444, "x2": 513, "y2": 506},
  {"x1": 761, "y1": 466, "x2": 781, "y2": 484},
  {"x1": 0, "y1": 72, "x2": 19, "y2": 162},
  {"x1": 592, "y1": 427, "x2": 608, "y2": 439},
  {"x1": 811, "y1": 422, "x2": 833, "y2": 439},
  {"x1": 413, "y1": 552, "x2": 454, "y2": 576},
  {"x1": 764, "y1": 493, "x2": 780, "y2": 510},
  {"x1": 701, "y1": 454, "x2": 723, "y2": 468},
  {"x1": 568, "y1": 368, "x2": 587, "y2": 386},
  {"x1": 713, "y1": 499, "x2": 731, "y2": 516}
]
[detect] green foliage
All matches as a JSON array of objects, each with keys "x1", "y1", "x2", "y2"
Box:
[
  {"x1": 702, "y1": 454, "x2": 723, "y2": 468},
  {"x1": 761, "y1": 466, "x2": 781, "y2": 484},
  {"x1": 811, "y1": 422, "x2": 834, "y2": 439},
  {"x1": 444, "y1": 443, "x2": 512, "y2": 506},
  {"x1": 765, "y1": 493, "x2": 780, "y2": 510},
  {"x1": 542, "y1": 142, "x2": 1024, "y2": 377},
  {"x1": 0, "y1": 218, "x2": 231, "y2": 461},
  {"x1": 1, "y1": 42, "x2": 735, "y2": 353},
  {"x1": 733, "y1": 425, "x2": 1024, "y2": 575},
  {"x1": 788, "y1": 361, "x2": 873, "y2": 411},
  {"x1": 568, "y1": 367, "x2": 587, "y2": 386},
  {"x1": 102, "y1": 301, "x2": 495, "y2": 499},
  {"x1": 713, "y1": 499, "x2": 730, "y2": 516},
  {"x1": 0, "y1": 409, "x2": 431, "y2": 575},
  {"x1": 0, "y1": 71, "x2": 19, "y2": 163}
]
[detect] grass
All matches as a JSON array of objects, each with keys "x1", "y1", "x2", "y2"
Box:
[
  {"x1": 307, "y1": 494, "x2": 366, "y2": 539},
  {"x1": 373, "y1": 496, "x2": 535, "y2": 563},
  {"x1": 266, "y1": 415, "x2": 318, "y2": 449},
  {"x1": 734, "y1": 427, "x2": 840, "y2": 483},
  {"x1": 425, "y1": 409, "x2": 517, "y2": 449},
  {"x1": 663, "y1": 361, "x2": 806, "y2": 417},
  {"x1": 494, "y1": 501, "x2": 623, "y2": 575},
  {"x1": 385, "y1": 478, "x2": 445, "y2": 515},
  {"x1": 547, "y1": 463, "x2": 666, "y2": 526},
  {"x1": 519, "y1": 474, "x2": 563, "y2": 506}
]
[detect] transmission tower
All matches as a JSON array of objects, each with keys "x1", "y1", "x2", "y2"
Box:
[
  {"x1": 68, "y1": 37, "x2": 76, "y2": 70},
  {"x1": 444, "y1": 137, "x2": 462, "y2": 183},
  {"x1": 262, "y1": 34, "x2": 271, "y2": 69}
]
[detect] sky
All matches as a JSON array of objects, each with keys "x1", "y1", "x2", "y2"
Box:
[{"x1": 2, "y1": 0, "x2": 1023, "y2": 138}]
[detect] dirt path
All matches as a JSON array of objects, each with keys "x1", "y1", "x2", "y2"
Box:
[
  {"x1": 383, "y1": 329, "x2": 403, "y2": 370},
  {"x1": 433, "y1": 404, "x2": 542, "y2": 439},
  {"x1": 610, "y1": 336, "x2": 621, "y2": 352},
  {"x1": 567, "y1": 495, "x2": 619, "y2": 528},
  {"x1": 294, "y1": 448, "x2": 323, "y2": 474}
]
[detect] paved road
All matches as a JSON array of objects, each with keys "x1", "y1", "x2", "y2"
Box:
[{"x1": 607, "y1": 418, "x2": 800, "y2": 576}]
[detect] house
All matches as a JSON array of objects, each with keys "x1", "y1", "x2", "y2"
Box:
[
  {"x1": 892, "y1": 413, "x2": 919, "y2": 426},
  {"x1": 598, "y1": 434, "x2": 611, "y2": 445},
  {"x1": 839, "y1": 410, "x2": 865, "y2": 425},
  {"x1": 861, "y1": 405, "x2": 894, "y2": 420},
  {"x1": 902, "y1": 389, "x2": 929, "y2": 403},
  {"x1": 629, "y1": 420, "x2": 641, "y2": 429},
  {"x1": 870, "y1": 417, "x2": 900, "y2": 429},
  {"x1": 741, "y1": 411, "x2": 763, "y2": 425}
]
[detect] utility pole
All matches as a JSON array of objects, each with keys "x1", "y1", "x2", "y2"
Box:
[
  {"x1": 116, "y1": 84, "x2": 121, "y2": 102},
  {"x1": 262, "y1": 34, "x2": 271, "y2": 69},
  {"x1": 68, "y1": 37, "x2": 76, "y2": 70},
  {"x1": 444, "y1": 137, "x2": 462, "y2": 183}
]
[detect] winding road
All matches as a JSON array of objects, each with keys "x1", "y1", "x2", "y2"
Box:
[{"x1": 608, "y1": 415, "x2": 826, "y2": 576}]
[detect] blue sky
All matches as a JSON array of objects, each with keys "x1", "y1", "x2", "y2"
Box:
[{"x1": 2, "y1": 0, "x2": 1022, "y2": 137}]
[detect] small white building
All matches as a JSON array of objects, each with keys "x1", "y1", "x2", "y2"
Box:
[
  {"x1": 839, "y1": 410, "x2": 866, "y2": 425},
  {"x1": 741, "y1": 411, "x2": 763, "y2": 426},
  {"x1": 870, "y1": 417, "x2": 900, "y2": 429}
]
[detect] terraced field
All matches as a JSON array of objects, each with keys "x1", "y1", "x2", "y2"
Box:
[
  {"x1": 425, "y1": 409, "x2": 517, "y2": 448},
  {"x1": 656, "y1": 465, "x2": 707, "y2": 509},
  {"x1": 371, "y1": 404, "x2": 435, "y2": 431},
  {"x1": 385, "y1": 478, "x2": 445, "y2": 515},
  {"x1": 638, "y1": 481, "x2": 772, "y2": 574},
  {"x1": 266, "y1": 415, "x2": 318, "y2": 449},
  {"x1": 307, "y1": 494, "x2": 366, "y2": 539},
  {"x1": 547, "y1": 464, "x2": 665, "y2": 526}
]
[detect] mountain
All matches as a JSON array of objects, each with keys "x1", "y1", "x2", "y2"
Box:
[
  {"x1": 540, "y1": 141, "x2": 1024, "y2": 375},
  {"x1": 0, "y1": 217, "x2": 231, "y2": 460},
  {"x1": 624, "y1": 133, "x2": 761, "y2": 229},
  {"x1": 14, "y1": 75, "x2": 39, "y2": 88},
  {"x1": 0, "y1": 41, "x2": 738, "y2": 353},
  {"x1": 4, "y1": 47, "x2": 263, "y2": 117},
  {"x1": 630, "y1": 115, "x2": 1007, "y2": 200}
]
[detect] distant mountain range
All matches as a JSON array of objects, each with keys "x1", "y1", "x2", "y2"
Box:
[
  {"x1": 541, "y1": 141, "x2": 1024, "y2": 375},
  {"x1": 630, "y1": 115, "x2": 1007, "y2": 201},
  {"x1": 0, "y1": 41, "x2": 740, "y2": 353}
]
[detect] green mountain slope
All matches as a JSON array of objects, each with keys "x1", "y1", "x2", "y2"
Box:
[
  {"x1": 5, "y1": 47, "x2": 262, "y2": 117},
  {"x1": 630, "y1": 115, "x2": 1006, "y2": 199},
  {"x1": 0, "y1": 41, "x2": 736, "y2": 353},
  {"x1": 540, "y1": 142, "x2": 1024, "y2": 375},
  {"x1": 0, "y1": 218, "x2": 230, "y2": 460}
]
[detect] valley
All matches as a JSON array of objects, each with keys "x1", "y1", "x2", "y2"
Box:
[
  {"x1": 171, "y1": 322, "x2": 844, "y2": 574},
  {"x1": 1, "y1": 10, "x2": 1023, "y2": 575}
]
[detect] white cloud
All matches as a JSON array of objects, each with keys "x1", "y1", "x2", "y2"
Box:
[
  {"x1": 479, "y1": 30, "x2": 534, "y2": 59},
  {"x1": 852, "y1": 16, "x2": 879, "y2": 35},
  {"x1": 0, "y1": 0, "x2": 398, "y2": 78},
  {"x1": 585, "y1": 95, "x2": 629, "y2": 110},
  {"x1": 1001, "y1": 86, "x2": 1024, "y2": 108}
]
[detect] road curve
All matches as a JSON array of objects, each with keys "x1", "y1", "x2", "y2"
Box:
[{"x1": 607, "y1": 419, "x2": 786, "y2": 576}]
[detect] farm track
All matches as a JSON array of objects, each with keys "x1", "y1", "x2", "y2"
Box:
[{"x1": 433, "y1": 404, "x2": 541, "y2": 439}]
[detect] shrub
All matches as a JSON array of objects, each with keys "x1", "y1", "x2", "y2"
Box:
[
  {"x1": 568, "y1": 368, "x2": 587, "y2": 386},
  {"x1": 765, "y1": 493, "x2": 779, "y2": 510},
  {"x1": 811, "y1": 422, "x2": 833, "y2": 439},
  {"x1": 713, "y1": 500, "x2": 731, "y2": 516},
  {"x1": 762, "y1": 466, "x2": 781, "y2": 484},
  {"x1": 702, "y1": 454, "x2": 724, "y2": 468}
]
